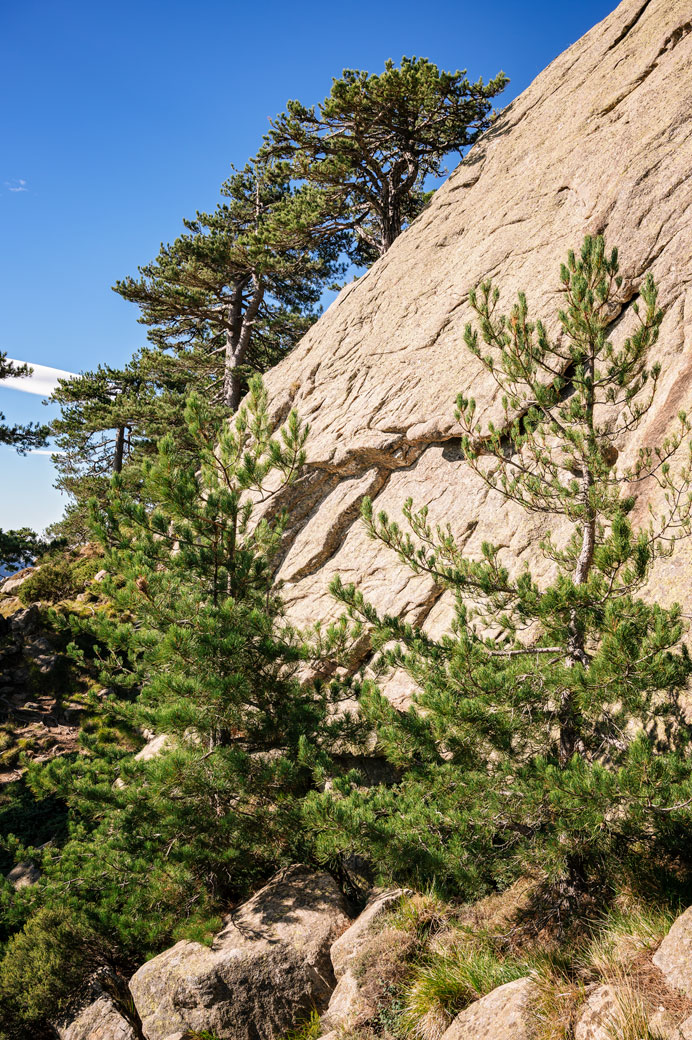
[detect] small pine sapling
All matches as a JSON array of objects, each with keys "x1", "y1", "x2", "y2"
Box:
[{"x1": 311, "y1": 237, "x2": 692, "y2": 908}]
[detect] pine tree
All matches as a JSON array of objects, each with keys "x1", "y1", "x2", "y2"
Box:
[
  {"x1": 0, "y1": 353, "x2": 49, "y2": 453},
  {"x1": 266, "y1": 57, "x2": 508, "y2": 264},
  {"x1": 49, "y1": 349, "x2": 226, "y2": 540},
  {"x1": 13, "y1": 379, "x2": 362, "y2": 966},
  {"x1": 308, "y1": 237, "x2": 692, "y2": 904},
  {"x1": 0, "y1": 354, "x2": 50, "y2": 570},
  {"x1": 114, "y1": 159, "x2": 343, "y2": 411}
]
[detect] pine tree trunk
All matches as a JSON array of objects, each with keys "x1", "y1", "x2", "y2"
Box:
[
  {"x1": 561, "y1": 353, "x2": 597, "y2": 762},
  {"x1": 223, "y1": 353, "x2": 241, "y2": 411},
  {"x1": 113, "y1": 426, "x2": 126, "y2": 474}
]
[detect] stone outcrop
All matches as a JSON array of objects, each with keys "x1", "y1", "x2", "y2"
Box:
[
  {"x1": 128, "y1": 864, "x2": 350, "y2": 1040},
  {"x1": 440, "y1": 977, "x2": 537, "y2": 1039},
  {"x1": 251, "y1": 0, "x2": 692, "y2": 703},
  {"x1": 57, "y1": 993, "x2": 138, "y2": 1040},
  {"x1": 654, "y1": 906, "x2": 692, "y2": 996},
  {"x1": 321, "y1": 887, "x2": 408, "y2": 1031},
  {"x1": 0, "y1": 602, "x2": 83, "y2": 783},
  {"x1": 5, "y1": 860, "x2": 41, "y2": 889},
  {"x1": 0, "y1": 567, "x2": 36, "y2": 597}
]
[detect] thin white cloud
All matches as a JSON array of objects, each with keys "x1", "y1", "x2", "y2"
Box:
[
  {"x1": 5, "y1": 179, "x2": 27, "y2": 193},
  {"x1": 29, "y1": 448, "x2": 64, "y2": 457},
  {"x1": 3, "y1": 359, "x2": 76, "y2": 397}
]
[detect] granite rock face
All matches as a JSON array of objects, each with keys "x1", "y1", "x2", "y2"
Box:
[
  {"x1": 256, "y1": 0, "x2": 692, "y2": 703},
  {"x1": 128, "y1": 864, "x2": 350, "y2": 1040}
]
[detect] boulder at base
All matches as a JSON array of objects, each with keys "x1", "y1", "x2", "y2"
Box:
[
  {"x1": 440, "y1": 977, "x2": 536, "y2": 1040},
  {"x1": 574, "y1": 985, "x2": 621, "y2": 1040},
  {"x1": 129, "y1": 864, "x2": 350, "y2": 1040},
  {"x1": 653, "y1": 906, "x2": 692, "y2": 997}
]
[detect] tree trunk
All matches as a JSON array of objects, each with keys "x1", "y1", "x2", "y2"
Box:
[
  {"x1": 561, "y1": 352, "x2": 597, "y2": 763},
  {"x1": 113, "y1": 426, "x2": 126, "y2": 474},
  {"x1": 223, "y1": 352, "x2": 242, "y2": 411},
  {"x1": 222, "y1": 275, "x2": 265, "y2": 411},
  {"x1": 381, "y1": 190, "x2": 402, "y2": 252}
]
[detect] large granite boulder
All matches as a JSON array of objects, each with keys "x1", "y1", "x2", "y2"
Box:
[
  {"x1": 129, "y1": 864, "x2": 350, "y2": 1040},
  {"x1": 440, "y1": 977, "x2": 537, "y2": 1040},
  {"x1": 653, "y1": 906, "x2": 692, "y2": 997},
  {"x1": 245, "y1": 0, "x2": 692, "y2": 704}
]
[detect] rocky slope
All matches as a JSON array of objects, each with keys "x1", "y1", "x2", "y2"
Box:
[
  {"x1": 258, "y1": 0, "x2": 692, "y2": 703},
  {"x1": 58, "y1": 871, "x2": 692, "y2": 1040}
]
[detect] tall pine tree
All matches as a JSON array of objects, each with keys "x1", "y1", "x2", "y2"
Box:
[
  {"x1": 115, "y1": 159, "x2": 343, "y2": 410},
  {"x1": 266, "y1": 57, "x2": 508, "y2": 263},
  {"x1": 9, "y1": 379, "x2": 362, "y2": 979}
]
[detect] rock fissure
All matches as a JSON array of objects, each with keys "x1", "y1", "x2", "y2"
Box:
[
  {"x1": 600, "y1": 16, "x2": 692, "y2": 116},
  {"x1": 607, "y1": 0, "x2": 655, "y2": 50}
]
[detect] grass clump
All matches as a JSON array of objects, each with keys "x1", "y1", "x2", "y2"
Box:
[
  {"x1": 398, "y1": 927, "x2": 533, "y2": 1039},
  {"x1": 278, "y1": 1010, "x2": 322, "y2": 1040}
]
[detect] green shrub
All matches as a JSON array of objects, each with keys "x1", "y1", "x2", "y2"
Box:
[
  {"x1": 17, "y1": 556, "x2": 101, "y2": 605},
  {"x1": 400, "y1": 946, "x2": 530, "y2": 1037},
  {"x1": 0, "y1": 908, "x2": 101, "y2": 1028}
]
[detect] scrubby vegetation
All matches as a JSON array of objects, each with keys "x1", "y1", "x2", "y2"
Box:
[
  {"x1": 16, "y1": 552, "x2": 102, "y2": 606},
  {"x1": 266, "y1": 887, "x2": 690, "y2": 1040}
]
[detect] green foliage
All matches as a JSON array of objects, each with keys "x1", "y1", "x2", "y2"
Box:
[
  {"x1": 278, "y1": 1010, "x2": 322, "y2": 1040},
  {"x1": 7, "y1": 378, "x2": 363, "y2": 989},
  {"x1": 0, "y1": 779, "x2": 68, "y2": 879},
  {"x1": 0, "y1": 528, "x2": 54, "y2": 574},
  {"x1": 308, "y1": 237, "x2": 692, "y2": 905},
  {"x1": 114, "y1": 158, "x2": 343, "y2": 410},
  {"x1": 0, "y1": 908, "x2": 102, "y2": 1030},
  {"x1": 0, "y1": 353, "x2": 49, "y2": 454},
  {"x1": 266, "y1": 57, "x2": 508, "y2": 263},
  {"x1": 400, "y1": 946, "x2": 529, "y2": 1034},
  {"x1": 17, "y1": 554, "x2": 101, "y2": 605}
]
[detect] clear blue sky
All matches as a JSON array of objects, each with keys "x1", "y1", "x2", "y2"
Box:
[{"x1": 1, "y1": 0, "x2": 616, "y2": 533}]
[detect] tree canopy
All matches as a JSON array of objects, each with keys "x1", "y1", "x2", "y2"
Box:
[
  {"x1": 114, "y1": 160, "x2": 343, "y2": 410},
  {"x1": 0, "y1": 353, "x2": 48, "y2": 453},
  {"x1": 266, "y1": 57, "x2": 508, "y2": 263}
]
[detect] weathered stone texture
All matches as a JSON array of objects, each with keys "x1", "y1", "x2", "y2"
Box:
[
  {"x1": 57, "y1": 993, "x2": 138, "y2": 1040},
  {"x1": 256, "y1": 0, "x2": 692, "y2": 701},
  {"x1": 440, "y1": 977, "x2": 536, "y2": 1039},
  {"x1": 128, "y1": 864, "x2": 350, "y2": 1040},
  {"x1": 321, "y1": 887, "x2": 408, "y2": 1030},
  {"x1": 654, "y1": 905, "x2": 692, "y2": 996},
  {"x1": 574, "y1": 984, "x2": 622, "y2": 1040}
]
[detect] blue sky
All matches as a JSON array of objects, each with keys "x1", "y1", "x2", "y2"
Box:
[{"x1": 1, "y1": 0, "x2": 616, "y2": 533}]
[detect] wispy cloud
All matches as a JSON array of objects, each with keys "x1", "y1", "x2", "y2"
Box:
[
  {"x1": 4, "y1": 179, "x2": 27, "y2": 193},
  {"x1": 3, "y1": 359, "x2": 76, "y2": 397},
  {"x1": 29, "y1": 448, "x2": 64, "y2": 457}
]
